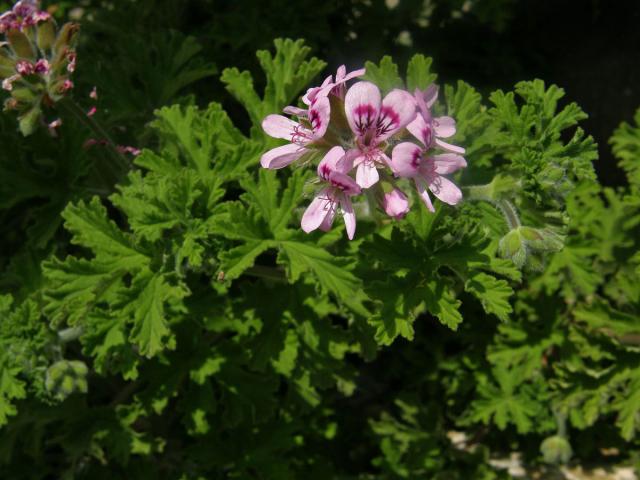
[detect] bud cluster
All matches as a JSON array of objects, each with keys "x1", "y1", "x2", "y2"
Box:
[
  {"x1": 260, "y1": 66, "x2": 467, "y2": 239},
  {"x1": 0, "y1": 0, "x2": 79, "y2": 135}
]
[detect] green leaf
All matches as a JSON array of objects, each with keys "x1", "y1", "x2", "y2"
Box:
[
  {"x1": 464, "y1": 271, "x2": 513, "y2": 322},
  {"x1": 279, "y1": 240, "x2": 369, "y2": 316},
  {"x1": 423, "y1": 280, "x2": 463, "y2": 330},
  {"x1": 126, "y1": 270, "x2": 186, "y2": 358},
  {"x1": 405, "y1": 54, "x2": 437, "y2": 92},
  {"x1": 222, "y1": 38, "x2": 326, "y2": 130},
  {"x1": 62, "y1": 197, "x2": 148, "y2": 268},
  {"x1": 363, "y1": 56, "x2": 403, "y2": 93},
  {"x1": 0, "y1": 356, "x2": 26, "y2": 426}
]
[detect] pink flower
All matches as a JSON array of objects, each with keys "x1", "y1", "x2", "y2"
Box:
[
  {"x1": 15, "y1": 59, "x2": 34, "y2": 75},
  {"x1": 301, "y1": 65, "x2": 366, "y2": 106},
  {"x1": 66, "y1": 52, "x2": 77, "y2": 73},
  {"x1": 61, "y1": 79, "x2": 74, "y2": 92},
  {"x1": 344, "y1": 81, "x2": 416, "y2": 188},
  {"x1": 391, "y1": 142, "x2": 466, "y2": 212},
  {"x1": 407, "y1": 85, "x2": 464, "y2": 154},
  {"x1": 301, "y1": 146, "x2": 361, "y2": 239},
  {"x1": 260, "y1": 94, "x2": 330, "y2": 169},
  {"x1": 383, "y1": 188, "x2": 410, "y2": 219},
  {"x1": 2, "y1": 74, "x2": 19, "y2": 91},
  {"x1": 34, "y1": 58, "x2": 50, "y2": 74},
  {"x1": 89, "y1": 86, "x2": 98, "y2": 100}
]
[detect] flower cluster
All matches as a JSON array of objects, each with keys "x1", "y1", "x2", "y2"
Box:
[
  {"x1": 0, "y1": 0, "x2": 79, "y2": 135},
  {"x1": 260, "y1": 66, "x2": 467, "y2": 239}
]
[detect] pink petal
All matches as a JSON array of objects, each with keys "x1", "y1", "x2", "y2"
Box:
[
  {"x1": 435, "y1": 138, "x2": 465, "y2": 154},
  {"x1": 335, "y1": 65, "x2": 347, "y2": 83},
  {"x1": 434, "y1": 116, "x2": 456, "y2": 138},
  {"x1": 262, "y1": 114, "x2": 299, "y2": 140},
  {"x1": 317, "y1": 146, "x2": 347, "y2": 179},
  {"x1": 376, "y1": 89, "x2": 417, "y2": 142},
  {"x1": 415, "y1": 177, "x2": 435, "y2": 212},
  {"x1": 301, "y1": 191, "x2": 333, "y2": 234},
  {"x1": 433, "y1": 154, "x2": 467, "y2": 174},
  {"x1": 309, "y1": 95, "x2": 330, "y2": 138},
  {"x1": 302, "y1": 74, "x2": 333, "y2": 105},
  {"x1": 355, "y1": 161, "x2": 380, "y2": 189},
  {"x1": 429, "y1": 175, "x2": 463, "y2": 205},
  {"x1": 383, "y1": 188, "x2": 410, "y2": 220},
  {"x1": 260, "y1": 144, "x2": 306, "y2": 169},
  {"x1": 424, "y1": 84, "x2": 439, "y2": 108},
  {"x1": 391, "y1": 142, "x2": 423, "y2": 178},
  {"x1": 283, "y1": 105, "x2": 307, "y2": 117},
  {"x1": 340, "y1": 194, "x2": 356, "y2": 240},
  {"x1": 319, "y1": 206, "x2": 337, "y2": 231},
  {"x1": 341, "y1": 67, "x2": 366, "y2": 82},
  {"x1": 345, "y1": 81, "x2": 381, "y2": 138},
  {"x1": 406, "y1": 114, "x2": 432, "y2": 147},
  {"x1": 329, "y1": 171, "x2": 361, "y2": 195}
]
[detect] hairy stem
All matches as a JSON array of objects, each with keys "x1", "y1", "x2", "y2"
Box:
[
  {"x1": 57, "y1": 97, "x2": 130, "y2": 172},
  {"x1": 58, "y1": 326, "x2": 83, "y2": 343},
  {"x1": 496, "y1": 199, "x2": 521, "y2": 230}
]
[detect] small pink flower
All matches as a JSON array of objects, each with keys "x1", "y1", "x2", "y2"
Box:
[
  {"x1": 391, "y1": 143, "x2": 466, "y2": 212},
  {"x1": 2, "y1": 74, "x2": 19, "y2": 91},
  {"x1": 61, "y1": 79, "x2": 74, "y2": 92},
  {"x1": 383, "y1": 188, "x2": 410, "y2": 219},
  {"x1": 301, "y1": 146, "x2": 361, "y2": 239},
  {"x1": 89, "y1": 86, "x2": 98, "y2": 100},
  {"x1": 260, "y1": 95, "x2": 330, "y2": 169},
  {"x1": 301, "y1": 65, "x2": 365, "y2": 107},
  {"x1": 407, "y1": 85, "x2": 464, "y2": 154},
  {"x1": 15, "y1": 59, "x2": 34, "y2": 75},
  {"x1": 34, "y1": 58, "x2": 50, "y2": 74},
  {"x1": 66, "y1": 52, "x2": 77, "y2": 73},
  {"x1": 344, "y1": 81, "x2": 416, "y2": 188},
  {"x1": 117, "y1": 145, "x2": 141, "y2": 156},
  {"x1": 87, "y1": 106, "x2": 97, "y2": 117}
]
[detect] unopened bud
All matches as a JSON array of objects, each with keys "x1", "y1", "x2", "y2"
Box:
[
  {"x1": 383, "y1": 188, "x2": 410, "y2": 219},
  {"x1": 45, "y1": 359, "x2": 89, "y2": 402},
  {"x1": 18, "y1": 105, "x2": 40, "y2": 136},
  {"x1": 36, "y1": 18, "x2": 56, "y2": 51},
  {"x1": 52, "y1": 22, "x2": 79, "y2": 55},
  {"x1": 498, "y1": 229, "x2": 526, "y2": 268},
  {"x1": 540, "y1": 435, "x2": 572, "y2": 464}
]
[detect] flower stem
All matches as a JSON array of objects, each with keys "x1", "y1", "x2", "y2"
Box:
[
  {"x1": 57, "y1": 96, "x2": 129, "y2": 173},
  {"x1": 244, "y1": 265, "x2": 288, "y2": 282},
  {"x1": 58, "y1": 326, "x2": 83, "y2": 343},
  {"x1": 497, "y1": 199, "x2": 521, "y2": 230}
]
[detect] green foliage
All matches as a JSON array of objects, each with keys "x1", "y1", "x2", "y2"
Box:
[{"x1": 0, "y1": 11, "x2": 637, "y2": 478}]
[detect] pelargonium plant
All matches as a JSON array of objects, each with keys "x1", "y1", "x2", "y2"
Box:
[
  {"x1": 0, "y1": 0, "x2": 78, "y2": 135},
  {"x1": 261, "y1": 66, "x2": 467, "y2": 239}
]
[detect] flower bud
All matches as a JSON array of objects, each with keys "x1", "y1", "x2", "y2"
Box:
[
  {"x1": 11, "y1": 86, "x2": 36, "y2": 102},
  {"x1": 18, "y1": 105, "x2": 40, "y2": 136},
  {"x1": 498, "y1": 229, "x2": 526, "y2": 268},
  {"x1": 540, "y1": 435, "x2": 572, "y2": 464},
  {"x1": 45, "y1": 360, "x2": 89, "y2": 402},
  {"x1": 52, "y1": 22, "x2": 79, "y2": 56},
  {"x1": 36, "y1": 18, "x2": 55, "y2": 51},
  {"x1": 7, "y1": 29, "x2": 35, "y2": 58},
  {"x1": 519, "y1": 226, "x2": 563, "y2": 252},
  {"x1": 383, "y1": 188, "x2": 410, "y2": 219}
]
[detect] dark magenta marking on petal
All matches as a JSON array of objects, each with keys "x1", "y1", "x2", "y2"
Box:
[
  {"x1": 319, "y1": 163, "x2": 332, "y2": 180},
  {"x1": 309, "y1": 107, "x2": 322, "y2": 133},
  {"x1": 411, "y1": 148, "x2": 423, "y2": 169},
  {"x1": 376, "y1": 106, "x2": 400, "y2": 137},
  {"x1": 353, "y1": 104, "x2": 377, "y2": 135}
]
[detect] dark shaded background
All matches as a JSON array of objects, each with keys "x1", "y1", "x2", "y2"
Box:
[{"x1": 181, "y1": 0, "x2": 638, "y2": 187}]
